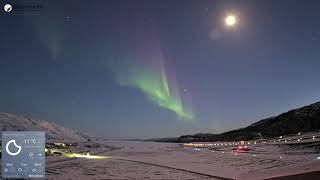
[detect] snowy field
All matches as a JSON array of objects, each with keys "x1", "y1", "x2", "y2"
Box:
[
  {"x1": 97, "y1": 137, "x2": 320, "y2": 180},
  {"x1": 2, "y1": 133, "x2": 320, "y2": 179}
]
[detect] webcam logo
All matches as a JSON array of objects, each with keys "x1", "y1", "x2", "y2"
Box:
[
  {"x1": 4, "y1": 4, "x2": 12, "y2": 12},
  {"x1": 6, "y1": 140, "x2": 22, "y2": 156}
]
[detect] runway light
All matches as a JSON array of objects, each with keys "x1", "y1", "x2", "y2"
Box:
[
  {"x1": 317, "y1": 157, "x2": 320, "y2": 160},
  {"x1": 313, "y1": 136, "x2": 315, "y2": 140},
  {"x1": 253, "y1": 154, "x2": 256, "y2": 157}
]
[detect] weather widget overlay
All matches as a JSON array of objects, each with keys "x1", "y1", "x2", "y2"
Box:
[{"x1": 2, "y1": 131, "x2": 45, "y2": 178}]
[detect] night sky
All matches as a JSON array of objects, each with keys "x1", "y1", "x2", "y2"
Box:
[{"x1": 1, "y1": 0, "x2": 320, "y2": 139}]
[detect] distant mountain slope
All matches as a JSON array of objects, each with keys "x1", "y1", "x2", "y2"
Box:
[
  {"x1": 177, "y1": 101, "x2": 320, "y2": 143},
  {"x1": 144, "y1": 137, "x2": 179, "y2": 143},
  {"x1": 0, "y1": 112, "x2": 88, "y2": 142}
]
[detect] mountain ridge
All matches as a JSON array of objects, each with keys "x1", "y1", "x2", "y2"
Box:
[
  {"x1": 176, "y1": 101, "x2": 320, "y2": 143},
  {"x1": 0, "y1": 112, "x2": 89, "y2": 142}
]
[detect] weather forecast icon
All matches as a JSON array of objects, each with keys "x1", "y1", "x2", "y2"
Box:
[
  {"x1": 5, "y1": 139, "x2": 22, "y2": 156},
  {"x1": 2, "y1": 131, "x2": 45, "y2": 178}
]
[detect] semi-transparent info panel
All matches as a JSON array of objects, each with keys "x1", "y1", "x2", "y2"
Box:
[{"x1": 2, "y1": 131, "x2": 45, "y2": 178}]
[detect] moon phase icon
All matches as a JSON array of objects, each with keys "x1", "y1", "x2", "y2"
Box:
[{"x1": 6, "y1": 139, "x2": 22, "y2": 156}]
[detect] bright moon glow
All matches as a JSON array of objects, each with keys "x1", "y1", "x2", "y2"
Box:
[{"x1": 225, "y1": 15, "x2": 237, "y2": 27}]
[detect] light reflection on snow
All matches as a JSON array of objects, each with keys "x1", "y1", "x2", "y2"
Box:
[
  {"x1": 64, "y1": 152, "x2": 111, "y2": 159},
  {"x1": 48, "y1": 148, "x2": 111, "y2": 160}
]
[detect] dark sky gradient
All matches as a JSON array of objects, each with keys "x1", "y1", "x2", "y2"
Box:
[{"x1": 1, "y1": 0, "x2": 320, "y2": 138}]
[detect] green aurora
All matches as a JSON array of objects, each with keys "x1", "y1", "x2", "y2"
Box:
[
  {"x1": 116, "y1": 67, "x2": 194, "y2": 121},
  {"x1": 106, "y1": 24, "x2": 194, "y2": 121}
]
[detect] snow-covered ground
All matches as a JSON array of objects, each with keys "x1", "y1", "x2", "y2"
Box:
[
  {"x1": 100, "y1": 139, "x2": 320, "y2": 179},
  {"x1": 0, "y1": 138, "x2": 319, "y2": 179},
  {"x1": 1, "y1": 112, "x2": 319, "y2": 179},
  {"x1": 42, "y1": 134, "x2": 320, "y2": 180}
]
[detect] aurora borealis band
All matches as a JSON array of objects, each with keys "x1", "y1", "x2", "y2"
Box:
[
  {"x1": 116, "y1": 63, "x2": 193, "y2": 121},
  {"x1": 108, "y1": 22, "x2": 193, "y2": 121}
]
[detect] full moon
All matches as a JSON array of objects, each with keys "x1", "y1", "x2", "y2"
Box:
[{"x1": 225, "y1": 15, "x2": 237, "y2": 27}]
